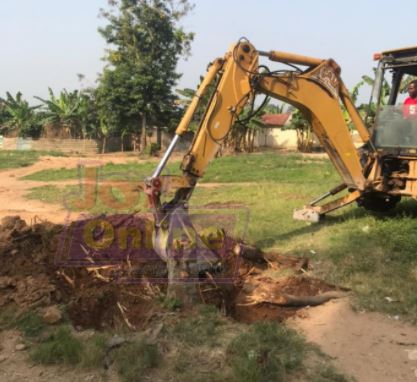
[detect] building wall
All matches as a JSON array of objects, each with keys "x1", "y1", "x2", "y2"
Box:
[
  {"x1": 0, "y1": 130, "x2": 364, "y2": 155},
  {"x1": 255, "y1": 128, "x2": 299, "y2": 149},
  {"x1": 0, "y1": 137, "x2": 100, "y2": 155}
]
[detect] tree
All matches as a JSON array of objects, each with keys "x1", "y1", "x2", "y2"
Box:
[
  {"x1": 352, "y1": 71, "x2": 417, "y2": 127},
  {"x1": 35, "y1": 88, "x2": 95, "y2": 139},
  {"x1": 0, "y1": 100, "x2": 10, "y2": 129},
  {"x1": 227, "y1": 100, "x2": 292, "y2": 153},
  {"x1": 97, "y1": 0, "x2": 194, "y2": 151},
  {"x1": 0, "y1": 92, "x2": 41, "y2": 138},
  {"x1": 78, "y1": 89, "x2": 100, "y2": 139},
  {"x1": 175, "y1": 74, "x2": 218, "y2": 134},
  {"x1": 228, "y1": 105, "x2": 266, "y2": 153},
  {"x1": 400, "y1": 75, "x2": 417, "y2": 93},
  {"x1": 287, "y1": 108, "x2": 313, "y2": 152}
]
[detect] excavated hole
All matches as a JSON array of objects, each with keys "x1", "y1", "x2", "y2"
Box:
[{"x1": 0, "y1": 215, "x2": 347, "y2": 330}]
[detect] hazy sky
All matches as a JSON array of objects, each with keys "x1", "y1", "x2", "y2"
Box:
[{"x1": 1, "y1": 0, "x2": 417, "y2": 103}]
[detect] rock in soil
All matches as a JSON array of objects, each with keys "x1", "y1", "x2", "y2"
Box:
[
  {"x1": 15, "y1": 344, "x2": 26, "y2": 351},
  {"x1": 42, "y1": 305, "x2": 62, "y2": 324}
]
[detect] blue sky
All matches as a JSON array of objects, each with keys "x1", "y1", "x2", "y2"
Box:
[{"x1": 1, "y1": 0, "x2": 417, "y2": 103}]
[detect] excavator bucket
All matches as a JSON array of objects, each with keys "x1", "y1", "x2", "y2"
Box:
[
  {"x1": 293, "y1": 208, "x2": 321, "y2": 222},
  {"x1": 152, "y1": 203, "x2": 221, "y2": 276}
]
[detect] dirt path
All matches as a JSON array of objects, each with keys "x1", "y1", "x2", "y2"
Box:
[
  {"x1": 289, "y1": 298, "x2": 417, "y2": 382},
  {"x1": 0, "y1": 155, "x2": 145, "y2": 224}
]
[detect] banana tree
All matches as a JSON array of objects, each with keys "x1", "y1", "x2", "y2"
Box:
[
  {"x1": 286, "y1": 108, "x2": 314, "y2": 152},
  {"x1": 35, "y1": 88, "x2": 85, "y2": 138},
  {"x1": 0, "y1": 92, "x2": 41, "y2": 137},
  {"x1": 399, "y1": 74, "x2": 417, "y2": 93}
]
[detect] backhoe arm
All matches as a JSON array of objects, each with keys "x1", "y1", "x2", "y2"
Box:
[{"x1": 145, "y1": 39, "x2": 371, "y2": 260}]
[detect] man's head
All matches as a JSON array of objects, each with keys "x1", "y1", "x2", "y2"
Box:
[{"x1": 407, "y1": 80, "x2": 417, "y2": 99}]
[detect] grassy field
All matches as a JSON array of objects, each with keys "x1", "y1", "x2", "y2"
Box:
[
  {"x1": 21, "y1": 152, "x2": 329, "y2": 183},
  {"x1": 23, "y1": 151, "x2": 417, "y2": 324},
  {"x1": 0, "y1": 150, "x2": 65, "y2": 170}
]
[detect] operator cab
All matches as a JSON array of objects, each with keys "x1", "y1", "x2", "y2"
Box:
[{"x1": 371, "y1": 46, "x2": 417, "y2": 155}]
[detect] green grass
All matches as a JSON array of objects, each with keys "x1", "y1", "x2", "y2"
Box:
[
  {"x1": 0, "y1": 305, "x2": 350, "y2": 382},
  {"x1": 30, "y1": 326, "x2": 84, "y2": 365},
  {"x1": 168, "y1": 305, "x2": 224, "y2": 347},
  {"x1": 16, "y1": 311, "x2": 47, "y2": 338},
  {"x1": 113, "y1": 339, "x2": 161, "y2": 382},
  {"x1": 21, "y1": 159, "x2": 165, "y2": 182},
  {"x1": 25, "y1": 185, "x2": 67, "y2": 204},
  {"x1": 191, "y1": 182, "x2": 417, "y2": 323},
  {"x1": 0, "y1": 304, "x2": 351, "y2": 382},
  {"x1": 22, "y1": 151, "x2": 417, "y2": 323},
  {"x1": 203, "y1": 152, "x2": 331, "y2": 183},
  {"x1": 81, "y1": 333, "x2": 109, "y2": 369},
  {"x1": 162, "y1": 311, "x2": 352, "y2": 382},
  {"x1": 227, "y1": 321, "x2": 306, "y2": 382},
  {"x1": 0, "y1": 150, "x2": 65, "y2": 170},
  {"x1": 25, "y1": 183, "x2": 144, "y2": 214},
  {"x1": 21, "y1": 152, "x2": 331, "y2": 183},
  {"x1": 15, "y1": 318, "x2": 158, "y2": 381}
]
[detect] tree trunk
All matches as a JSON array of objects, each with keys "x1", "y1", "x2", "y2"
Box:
[
  {"x1": 132, "y1": 134, "x2": 137, "y2": 152},
  {"x1": 102, "y1": 136, "x2": 107, "y2": 154},
  {"x1": 156, "y1": 126, "x2": 162, "y2": 149},
  {"x1": 140, "y1": 114, "x2": 147, "y2": 152},
  {"x1": 249, "y1": 129, "x2": 256, "y2": 152}
]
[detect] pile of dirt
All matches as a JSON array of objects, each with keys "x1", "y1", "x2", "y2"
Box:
[
  {"x1": 0, "y1": 215, "x2": 346, "y2": 330},
  {"x1": 0, "y1": 215, "x2": 163, "y2": 330}
]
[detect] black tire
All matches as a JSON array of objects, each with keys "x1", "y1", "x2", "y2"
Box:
[{"x1": 357, "y1": 193, "x2": 401, "y2": 212}]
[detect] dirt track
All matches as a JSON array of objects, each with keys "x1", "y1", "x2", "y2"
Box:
[
  {"x1": 290, "y1": 299, "x2": 417, "y2": 382},
  {"x1": 0, "y1": 155, "x2": 144, "y2": 223},
  {"x1": 2, "y1": 154, "x2": 417, "y2": 382}
]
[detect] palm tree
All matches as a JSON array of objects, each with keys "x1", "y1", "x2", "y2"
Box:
[{"x1": 0, "y1": 92, "x2": 41, "y2": 137}]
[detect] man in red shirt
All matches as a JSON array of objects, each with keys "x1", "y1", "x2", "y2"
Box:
[{"x1": 404, "y1": 80, "x2": 417, "y2": 119}]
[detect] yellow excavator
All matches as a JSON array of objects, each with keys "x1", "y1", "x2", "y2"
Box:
[{"x1": 145, "y1": 38, "x2": 417, "y2": 264}]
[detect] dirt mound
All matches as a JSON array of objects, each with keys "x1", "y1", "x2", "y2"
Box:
[
  {"x1": 0, "y1": 215, "x2": 345, "y2": 330},
  {"x1": 0, "y1": 215, "x2": 162, "y2": 329}
]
